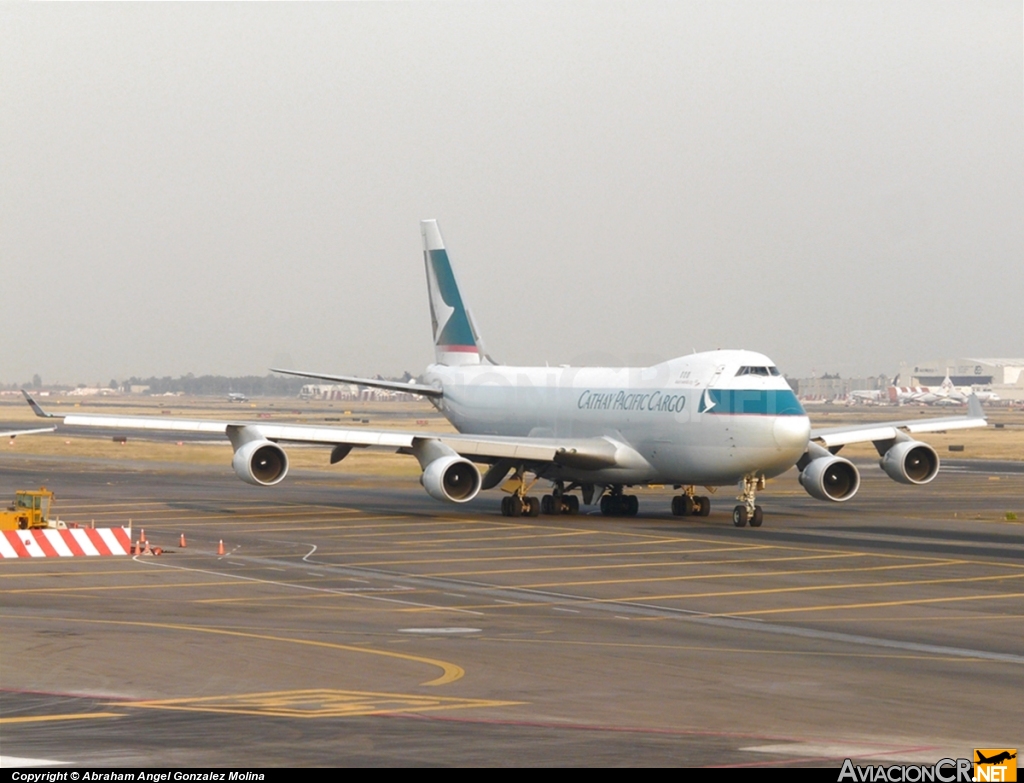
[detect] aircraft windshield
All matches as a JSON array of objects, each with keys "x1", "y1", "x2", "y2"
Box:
[{"x1": 736, "y1": 366, "x2": 780, "y2": 377}]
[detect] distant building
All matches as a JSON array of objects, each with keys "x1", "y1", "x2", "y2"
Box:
[
  {"x1": 300, "y1": 383, "x2": 360, "y2": 400},
  {"x1": 298, "y1": 383, "x2": 420, "y2": 402},
  {"x1": 66, "y1": 387, "x2": 119, "y2": 397},
  {"x1": 899, "y1": 358, "x2": 1024, "y2": 386},
  {"x1": 795, "y1": 374, "x2": 888, "y2": 402},
  {"x1": 900, "y1": 358, "x2": 1024, "y2": 401}
]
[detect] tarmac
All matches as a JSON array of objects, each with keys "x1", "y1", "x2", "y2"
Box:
[{"x1": 1, "y1": 453, "x2": 1022, "y2": 766}]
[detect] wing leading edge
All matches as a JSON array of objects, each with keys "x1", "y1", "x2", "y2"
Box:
[
  {"x1": 25, "y1": 393, "x2": 628, "y2": 471},
  {"x1": 811, "y1": 394, "x2": 987, "y2": 450},
  {"x1": 1, "y1": 426, "x2": 56, "y2": 438}
]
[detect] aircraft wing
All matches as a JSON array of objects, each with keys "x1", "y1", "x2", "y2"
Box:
[
  {"x1": 23, "y1": 393, "x2": 623, "y2": 470},
  {"x1": 1, "y1": 426, "x2": 56, "y2": 438},
  {"x1": 811, "y1": 394, "x2": 987, "y2": 449}
]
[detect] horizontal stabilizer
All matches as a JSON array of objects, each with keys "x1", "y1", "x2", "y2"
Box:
[{"x1": 271, "y1": 368, "x2": 442, "y2": 398}]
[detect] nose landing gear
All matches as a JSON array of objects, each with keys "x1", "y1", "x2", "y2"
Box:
[{"x1": 733, "y1": 475, "x2": 765, "y2": 527}]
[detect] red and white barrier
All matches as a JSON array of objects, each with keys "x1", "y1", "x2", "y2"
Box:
[{"x1": 0, "y1": 527, "x2": 132, "y2": 558}]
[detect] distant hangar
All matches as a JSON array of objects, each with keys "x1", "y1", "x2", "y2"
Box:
[{"x1": 899, "y1": 358, "x2": 1024, "y2": 387}]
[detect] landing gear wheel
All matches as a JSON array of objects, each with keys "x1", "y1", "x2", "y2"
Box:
[
  {"x1": 509, "y1": 495, "x2": 524, "y2": 517},
  {"x1": 501, "y1": 496, "x2": 511, "y2": 516},
  {"x1": 735, "y1": 475, "x2": 765, "y2": 527},
  {"x1": 566, "y1": 495, "x2": 580, "y2": 515},
  {"x1": 732, "y1": 505, "x2": 748, "y2": 527},
  {"x1": 541, "y1": 495, "x2": 554, "y2": 515},
  {"x1": 626, "y1": 495, "x2": 639, "y2": 516},
  {"x1": 672, "y1": 495, "x2": 695, "y2": 516},
  {"x1": 600, "y1": 496, "x2": 612, "y2": 516},
  {"x1": 525, "y1": 497, "x2": 540, "y2": 517},
  {"x1": 697, "y1": 496, "x2": 711, "y2": 517}
]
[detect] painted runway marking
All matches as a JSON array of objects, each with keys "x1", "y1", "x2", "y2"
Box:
[
  {"x1": 133, "y1": 552, "x2": 485, "y2": 615},
  {"x1": 0, "y1": 755, "x2": 71, "y2": 767},
  {"x1": 599, "y1": 571, "x2": 1024, "y2": 605},
  {"x1": 739, "y1": 742, "x2": 945, "y2": 763},
  {"x1": 0, "y1": 614, "x2": 465, "y2": 686},
  {"x1": 723, "y1": 591, "x2": 1024, "y2": 617},
  {"x1": 479, "y1": 636, "x2": 1005, "y2": 663},
  {"x1": 516, "y1": 559, "x2": 961, "y2": 589},
  {"x1": 305, "y1": 535, "x2": 738, "y2": 558},
  {"x1": 0, "y1": 712, "x2": 124, "y2": 725},
  {"x1": 348, "y1": 544, "x2": 771, "y2": 568},
  {"x1": 124, "y1": 689, "x2": 519, "y2": 719},
  {"x1": 398, "y1": 627, "x2": 481, "y2": 634}
]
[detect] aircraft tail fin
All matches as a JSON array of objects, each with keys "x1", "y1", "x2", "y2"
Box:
[
  {"x1": 421, "y1": 220, "x2": 491, "y2": 366},
  {"x1": 966, "y1": 393, "x2": 985, "y2": 420}
]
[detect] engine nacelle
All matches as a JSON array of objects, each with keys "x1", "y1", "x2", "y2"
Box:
[
  {"x1": 232, "y1": 439, "x2": 289, "y2": 486},
  {"x1": 799, "y1": 454, "x2": 861, "y2": 502},
  {"x1": 880, "y1": 440, "x2": 939, "y2": 485},
  {"x1": 422, "y1": 455, "x2": 481, "y2": 503}
]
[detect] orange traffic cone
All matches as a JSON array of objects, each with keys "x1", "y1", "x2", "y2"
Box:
[
  {"x1": 217, "y1": 540, "x2": 225, "y2": 556},
  {"x1": 134, "y1": 539, "x2": 141, "y2": 555},
  {"x1": 179, "y1": 534, "x2": 187, "y2": 548},
  {"x1": 142, "y1": 540, "x2": 152, "y2": 556},
  {"x1": 139, "y1": 528, "x2": 146, "y2": 543}
]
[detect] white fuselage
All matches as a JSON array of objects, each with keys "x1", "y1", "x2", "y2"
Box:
[{"x1": 423, "y1": 349, "x2": 811, "y2": 487}]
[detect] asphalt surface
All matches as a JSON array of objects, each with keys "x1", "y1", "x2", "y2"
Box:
[{"x1": 1, "y1": 453, "x2": 1022, "y2": 766}]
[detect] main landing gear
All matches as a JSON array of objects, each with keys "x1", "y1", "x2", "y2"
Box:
[
  {"x1": 499, "y1": 466, "x2": 539, "y2": 517},
  {"x1": 732, "y1": 475, "x2": 765, "y2": 528},
  {"x1": 600, "y1": 487, "x2": 639, "y2": 517},
  {"x1": 501, "y1": 475, "x2": 585, "y2": 518},
  {"x1": 501, "y1": 494, "x2": 539, "y2": 517},
  {"x1": 671, "y1": 487, "x2": 711, "y2": 518},
  {"x1": 540, "y1": 491, "x2": 581, "y2": 515}
]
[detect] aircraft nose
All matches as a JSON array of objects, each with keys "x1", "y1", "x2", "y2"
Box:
[{"x1": 773, "y1": 415, "x2": 811, "y2": 452}]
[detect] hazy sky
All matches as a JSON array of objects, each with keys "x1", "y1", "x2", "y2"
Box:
[{"x1": 2, "y1": 2, "x2": 1021, "y2": 385}]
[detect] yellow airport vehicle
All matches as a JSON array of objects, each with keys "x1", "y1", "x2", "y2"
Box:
[{"x1": 0, "y1": 487, "x2": 63, "y2": 531}]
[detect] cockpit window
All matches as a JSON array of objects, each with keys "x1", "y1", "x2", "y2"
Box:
[{"x1": 736, "y1": 366, "x2": 780, "y2": 377}]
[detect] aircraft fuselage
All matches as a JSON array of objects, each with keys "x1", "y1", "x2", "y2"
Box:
[{"x1": 424, "y1": 349, "x2": 811, "y2": 486}]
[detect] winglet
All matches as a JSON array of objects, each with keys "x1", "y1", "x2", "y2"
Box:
[
  {"x1": 22, "y1": 389, "x2": 59, "y2": 419},
  {"x1": 967, "y1": 393, "x2": 985, "y2": 421}
]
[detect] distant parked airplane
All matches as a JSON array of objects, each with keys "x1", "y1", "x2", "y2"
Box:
[{"x1": 227, "y1": 393, "x2": 248, "y2": 403}]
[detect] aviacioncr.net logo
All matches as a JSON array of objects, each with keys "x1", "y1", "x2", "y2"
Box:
[{"x1": 838, "y1": 758, "x2": 973, "y2": 782}]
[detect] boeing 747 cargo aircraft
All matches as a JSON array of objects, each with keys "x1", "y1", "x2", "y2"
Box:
[{"x1": 25, "y1": 221, "x2": 987, "y2": 527}]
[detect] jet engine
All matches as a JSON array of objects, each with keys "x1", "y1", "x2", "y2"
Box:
[
  {"x1": 798, "y1": 454, "x2": 861, "y2": 502},
  {"x1": 422, "y1": 455, "x2": 481, "y2": 503},
  {"x1": 880, "y1": 440, "x2": 939, "y2": 485},
  {"x1": 232, "y1": 439, "x2": 289, "y2": 486}
]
